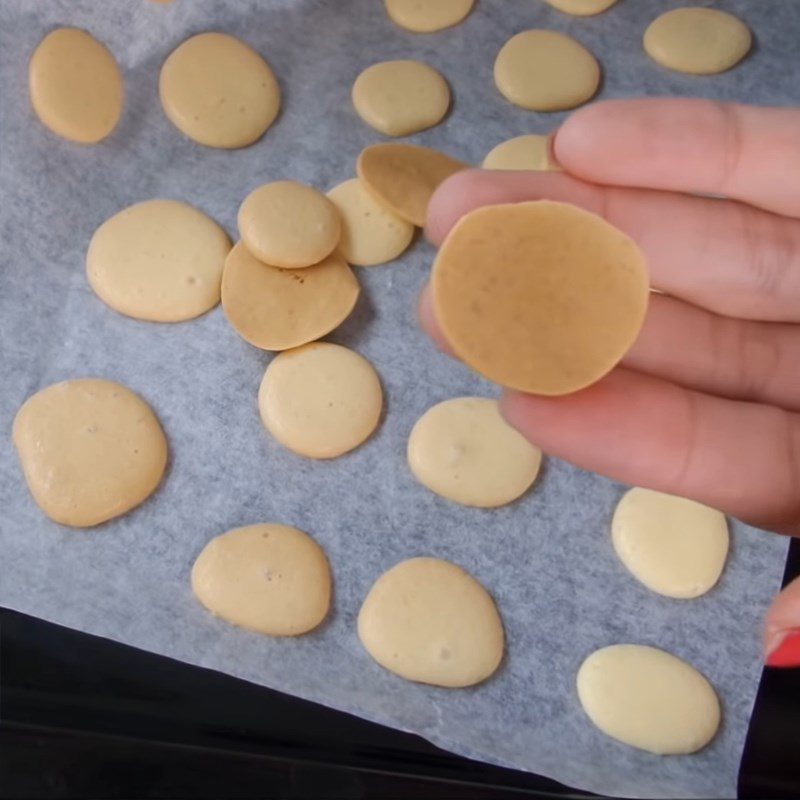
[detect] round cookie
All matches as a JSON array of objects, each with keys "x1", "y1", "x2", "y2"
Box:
[
  {"x1": 384, "y1": 0, "x2": 474, "y2": 32},
  {"x1": 611, "y1": 488, "x2": 729, "y2": 599},
  {"x1": 326, "y1": 178, "x2": 413, "y2": 266},
  {"x1": 644, "y1": 8, "x2": 752, "y2": 76},
  {"x1": 12, "y1": 379, "x2": 167, "y2": 527},
  {"x1": 356, "y1": 143, "x2": 466, "y2": 227},
  {"x1": 482, "y1": 134, "x2": 560, "y2": 171},
  {"x1": 159, "y1": 32, "x2": 280, "y2": 148},
  {"x1": 577, "y1": 644, "x2": 720, "y2": 755},
  {"x1": 87, "y1": 199, "x2": 231, "y2": 322},
  {"x1": 29, "y1": 28, "x2": 123, "y2": 144},
  {"x1": 544, "y1": 0, "x2": 618, "y2": 16},
  {"x1": 238, "y1": 181, "x2": 341, "y2": 268},
  {"x1": 431, "y1": 201, "x2": 649, "y2": 395},
  {"x1": 352, "y1": 60, "x2": 450, "y2": 137},
  {"x1": 191, "y1": 523, "x2": 331, "y2": 636},
  {"x1": 358, "y1": 557, "x2": 504, "y2": 688},
  {"x1": 258, "y1": 342, "x2": 382, "y2": 459},
  {"x1": 407, "y1": 397, "x2": 541, "y2": 507},
  {"x1": 494, "y1": 30, "x2": 600, "y2": 111},
  {"x1": 221, "y1": 242, "x2": 359, "y2": 351}
]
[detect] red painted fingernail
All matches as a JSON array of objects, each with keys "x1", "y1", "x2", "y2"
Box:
[{"x1": 766, "y1": 630, "x2": 800, "y2": 668}]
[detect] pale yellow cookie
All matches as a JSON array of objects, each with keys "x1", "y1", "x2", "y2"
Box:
[
  {"x1": 191, "y1": 523, "x2": 331, "y2": 636},
  {"x1": 258, "y1": 342, "x2": 382, "y2": 459},
  {"x1": 544, "y1": 0, "x2": 618, "y2": 16},
  {"x1": 221, "y1": 242, "x2": 359, "y2": 351},
  {"x1": 86, "y1": 199, "x2": 231, "y2": 323},
  {"x1": 577, "y1": 645, "x2": 720, "y2": 755},
  {"x1": 358, "y1": 557, "x2": 504, "y2": 688},
  {"x1": 159, "y1": 32, "x2": 280, "y2": 148},
  {"x1": 356, "y1": 143, "x2": 466, "y2": 227},
  {"x1": 644, "y1": 8, "x2": 752, "y2": 75},
  {"x1": 384, "y1": 0, "x2": 475, "y2": 32},
  {"x1": 352, "y1": 60, "x2": 450, "y2": 137},
  {"x1": 326, "y1": 179, "x2": 413, "y2": 267},
  {"x1": 408, "y1": 397, "x2": 541, "y2": 507},
  {"x1": 12, "y1": 379, "x2": 167, "y2": 527},
  {"x1": 482, "y1": 134, "x2": 560, "y2": 172},
  {"x1": 431, "y1": 201, "x2": 649, "y2": 395},
  {"x1": 494, "y1": 29, "x2": 600, "y2": 111},
  {"x1": 29, "y1": 28, "x2": 123, "y2": 144},
  {"x1": 238, "y1": 181, "x2": 341, "y2": 268},
  {"x1": 612, "y1": 488, "x2": 729, "y2": 599}
]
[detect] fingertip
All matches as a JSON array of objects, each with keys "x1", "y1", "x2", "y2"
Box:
[
  {"x1": 424, "y1": 168, "x2": 486, "y2": 246},
  {"x1": 417, "y1": 282, "x2": 455, "y2": 356}
]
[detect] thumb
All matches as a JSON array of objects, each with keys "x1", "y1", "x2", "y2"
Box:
[{"x1": 765, "y1": 575, "x2": 800, "y2": 668}]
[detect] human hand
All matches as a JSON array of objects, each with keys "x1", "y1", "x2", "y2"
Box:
[{"x1": 418, "y1": 98, "x2": 800, "y2": 666}]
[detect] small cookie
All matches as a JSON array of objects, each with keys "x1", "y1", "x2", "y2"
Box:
[
  {"x1": 358, "y1": 557, "x2": 504, "y2": 688},
  {"x1": 431, "y1": 201, "x2": 649, "y2": 395},
  {"x1": 494, "y1": 29, "x2": 600, "y2": 111},
  {"x1": 159, "y1": 32, "x2": 280, "y2": 148},
  {"x1": 221, "y1": 242, "x2": 359, "y2": 351},
  {"x1": 408, "y1": 397, "x2": 541, "y2": 507},
  {"x1": 357, "y1": 143, "x2": 466, "y2": 227},
  {"x1": 577, "y1": 645, "x2": 720, "y2": 754},
  {"x1": 482, "y1": 134, "x2": 560, "y2": 171},
  {"x1": 352, "y1": 60, "x2": 450, "y2": 136},
  {"x1": 544, "y1": 0, "x2": 618, "y2": 16},
  {"x1": 326, "y1": 178, "x2": 413, "y2": 266},
  {"x1": 384, "y1": 0, "x2": 474, "y2": 32},
  {"x1": 191, "y1": 523, "x2": 331, "y2": 636},
  {"x1": 12, "y1": 379, "x2": 167, "y2": 527},
  {"x1": 258, "y1": 342, "x2": 382, "y2": 459},
  {"x1": 87, "y1": 199, "x2": 231, "y2": 322},
  {"x1": 29, "y1": 28, "x2": 123, "y2": 144},
  {"x1": 238, "y1": 181, "x2": 341, "y2": 268}
]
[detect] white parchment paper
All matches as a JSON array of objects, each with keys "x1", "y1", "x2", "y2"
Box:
[{"x1": 1, "y1": 1, "x2": 796, "y2": 796}]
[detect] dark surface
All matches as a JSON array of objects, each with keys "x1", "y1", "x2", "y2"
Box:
[{"x1": 1, "y1": 539, "x2": 798, "y2": 800}]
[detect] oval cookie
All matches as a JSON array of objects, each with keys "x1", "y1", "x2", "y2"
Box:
[
  {"x1": 544, "y1": 0, "x2": 618, "y2": 16},
  {"x1": 482, "y1": 134, "x2": 560, "y2": 171},
  {"x1": 384, "y1": 0, "x2": 474, "y2": 32}
]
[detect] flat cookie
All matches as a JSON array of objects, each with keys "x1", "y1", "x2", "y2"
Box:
[
  {"x1": 431, "y1": 201, "x2": 649, "y2": 395},
  {"x1": 191, "y1": 523, "x2": 331, "y2": 636},
  {"x1": 494, "y1": 30, "x2": 600, "y2": 111},
  {"x1": 29, "y1": 28, "x2": 123, "y2": 144},
  {"x1": 482, "y1": 134, "x2": 560, "y2": 171},
  {"x1": 644, "y1": 8, "x2": 752, "y2": 75},
  {"x1": 238, "y1": 181, "x2": 341, "y2": 268},
  {"x1": 358, "y1": 557, "x2": 504, "y2": 688},
  {"x1": 159, "y1": 32, "x2": 280, "y2": 148},
  {"x1": 12, "y1": 379, "x2": 167, "y2": 527},
  {"x1": 221, "y1": 242, "x2": 359, "y2": 351},
  {"x1": 384, "y1": 0, "x2": 474, "y2": 32},
  {"x1": 326, "y1": 178, "x2": 413, "y2": 266},
  {"x1": 577, "y1": 645, "x2": 720, "y2": 754},
  {"x1": 407, "y1": 397, "x2": 541, "y2": 507},
  {"x1": 87, "y1": 199, "x2": 231, "y2": 322},
  {"x1": 612, "y1": 488, "x2": 729, "y2": 599},
  {"x1": 258, "y1": 342, "x2": 382, "y2": 459},
  {"x1": 357, "y1": 143, "x2": 466, "y2": 227},
  {"x1": 544, "y1": 0, "x2": 618, "y2": 16},
  {"x1": 352, "y1": 60, "x2": 450, "y2": 136}
]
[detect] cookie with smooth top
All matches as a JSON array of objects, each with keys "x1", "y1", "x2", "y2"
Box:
[
  {"x1": 482, "y1": 134, "x2": 561, "y2": 171},
  {"x1": 384, "y1": 0, "x2": 474, "y2": 32},
  {"x1": 544, "y1": 0, "x2": 618, "y2": 16}
]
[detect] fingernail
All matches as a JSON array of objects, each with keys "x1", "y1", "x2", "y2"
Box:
[
  {"x1": 545, "y1": 129, "x2": 563, "y2": 172},
  {"x1": 765, "y1": 629, "x2": 800, "y2": 668}
]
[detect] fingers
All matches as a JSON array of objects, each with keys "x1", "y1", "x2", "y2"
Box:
[
  {"x1": 764, "y1": 576, "x2": 800, "y2": 667},
  {"x1": 425, "y1": 169, "x2": 800, "y2": 323},
  {"x1": 417, "y1": 283, "x2": 453, "y2": 355},
  {"x1": 555, "y1": 99, "x2": 800, "y2": 219},
  {"x1": 499, "y1": 370, "x2": 800, "y2": 535}
]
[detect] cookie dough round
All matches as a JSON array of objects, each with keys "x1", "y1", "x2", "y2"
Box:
[
  {"x1": 29, "y1": 28, "x2": 123, "y2": 144},
  {"x1": 259, "y1": 342, "x2": 382, "y2": 459},
  {"x1": 238, "y1": 181, "x2": 340, "y2": 269},
  {"x1": 643, "y1": 8, "x2": 752, "y2": 75},
  {"x1": 358, "y1": 557, "x2": 504, "y2": 688},
  {"x1": 384, "y1": 0, "x2": 474, "y2": 32},
  {"x1": 12, "y1": 379, "x2": 167, "y2": 527},
  {"x1": 494, "y1": 30, "x2": 600, "y2": 111},
  {"x1": 191, "y1": 523, "x2": 331, "y2": 636},
  {"x1": 87, "y1": 199, "x2": 231, "y2": 322},
  {"x1": 577, "y1": 644, "x2": 720, "y2": 755},
  {"x1": 408, "y1": 397, "x2": 541, "y2": 507},
  {"x1": 326, "y1": 178, "x2": 413, "y2": 266},
  {"x1": 482, "y1": 134, "x2": 560, "y2": 171},
  {"x1": 221, "y1": 242, "x2": 359, "y2": 350},
  {"x1": 357, "y1": 143, "x2": 466, "y2": 227},
  {"x1": 431, "y1": 201, "x2": 649, "y2": 395},
  {"x1": 544, "y1": 0, "x2": 618, "y2": 16},
  {"x1": 612, "y1": 488, "x2": 729, "y2": 599},
  {"x1": 352, "y1": 60, "x2": 450, "y2": 137},
  {"x1": 159, "y1": 32, "x2": 280, "y2": 148}
]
